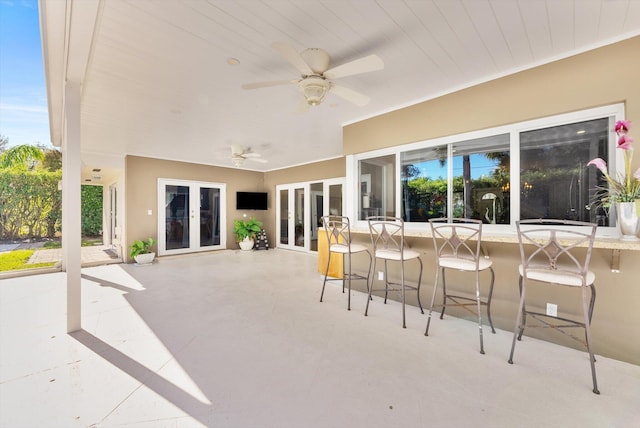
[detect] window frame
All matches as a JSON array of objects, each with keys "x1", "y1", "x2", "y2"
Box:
[{"x1": 346, "y1": 103, "x2": 625, "y2": 237}]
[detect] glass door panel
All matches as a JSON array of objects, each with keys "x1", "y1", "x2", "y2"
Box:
[
  {"x1": 166, "y1": 185, "x2": 190, "y2": 250},
  {"x1": 279, "y1": 189, "x2": 289, "y2": 245},
  {"x1": 159, "y1": 179, "x2": 226, "y2": 255},
  {"x1": 200, "y1": 187, "x2": 220, "y2": 247},
  {"x1": 294, "y1": 188, "x2": 305, "y2": 248},
  {"x1": 310, "y1": 182, "x2": 323, "y2": 251}
]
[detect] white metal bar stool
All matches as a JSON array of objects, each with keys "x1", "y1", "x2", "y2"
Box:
[
  {"x1": 425, "y1": 218, "x2": 495, "y2": 354},
  {"x1": 365, "y1": 216, "x2": 423, "y2": 328},
  {"x1": 508, "y1": 219, "x2": 599, "y2": 394},
  {"x1": 320, "y1": 216, "x2": 372, "y2": 311}
]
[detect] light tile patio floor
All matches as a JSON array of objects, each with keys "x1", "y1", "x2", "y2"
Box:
[{"x1": 1, "y1": 249, "x2": 639, "y2": 427}]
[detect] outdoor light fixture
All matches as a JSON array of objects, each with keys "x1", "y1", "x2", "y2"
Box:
[{"x1": 300, "y1": 76, "x2": 329, "y2": 106}]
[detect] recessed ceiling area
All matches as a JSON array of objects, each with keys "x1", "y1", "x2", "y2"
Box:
[{"x1": 41, "y1": 1, "x2": 640, "y2": 176}]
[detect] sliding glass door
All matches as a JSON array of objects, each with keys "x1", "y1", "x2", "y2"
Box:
[
  {"x1": 158, "y1": 179, "x2": 226, "y2": 255},
  {"x1": 276, "y1": 178, "x2": 344, "y2": 252}
]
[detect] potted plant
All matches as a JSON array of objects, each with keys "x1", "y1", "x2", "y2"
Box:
[
  {"x1": 129, "y1": 237, "x2": 156, "y2": 264},
  {"x1": 233, "y1": 217, "x2": 263, "y2": 250}
]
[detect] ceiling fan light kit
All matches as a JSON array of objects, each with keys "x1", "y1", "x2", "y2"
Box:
[
  {"x1": 300, "y1": 76, "x2": 329, "y2": 106},
  {"x1": 242, "y1": 42, "x2": 384, "y2": 107}
]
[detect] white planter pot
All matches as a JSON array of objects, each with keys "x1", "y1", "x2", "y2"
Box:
[
  {"x1": 239, "y1": 238, "x2": 254, "y2": 251},
  {"x1": 617, "y1": 201, "x2": 640, "y2": 241},
  {"x1": 134, "y1": 252, "x2": 156, "y2": 264}
]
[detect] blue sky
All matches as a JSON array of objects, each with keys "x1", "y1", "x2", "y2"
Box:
[{"x1": 0, "y1": 0, "x2": 51, "y2": 148}]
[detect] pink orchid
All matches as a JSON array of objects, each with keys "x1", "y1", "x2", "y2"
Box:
[
  {"x1": 617, "y1": 134, "x2": 634, "y2": 150},
  {"x1": 615, "y1": 120, "x2": 631, "y2": 133},
  {"x1": 634, "y1": 168, "x2": 640, "y2": 181},
  {"x1": 587, "y1": 158, "x2": 608, "y2": 174}
]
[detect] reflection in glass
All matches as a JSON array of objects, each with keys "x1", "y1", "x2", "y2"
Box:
[
  {"x1": 165, "y1": 185, "x2": 189, "y2": 249},
  {"x1": 199, "y1": 187, "x2": 220, "y2": 247},
  {"x1": 329, "y1": 184, "x2": 342, "y2": 216},
  {"x1": 295, "y1": 188, "x2": 305, "y2": 247},
  {"x1": 400, "y1": 135, "x2": 510, "y2": 223},
  {"x1": 310, "y1": 182, "x2": 323, "y2": 251},
  {"x1": 359, "y1": 155, "x2": 395, "y2": 220},
  {"x1": 520, "y1": 118, "x2": 610, "y2": 224},
  {"x1": 280, "y1": 189, "x2": 288, "y2": 245}
]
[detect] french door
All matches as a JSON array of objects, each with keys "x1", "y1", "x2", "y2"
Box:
[
  {"x1": 157, "y1": 179, "x2": 226, "y2": 255},
  {"x1": 276, "y1": 178, "x2": 344, "y2": 252}
]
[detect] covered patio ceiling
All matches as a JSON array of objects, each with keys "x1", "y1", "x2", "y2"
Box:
[{"x1": 40, "y1": 0, "x2": 640, "y2": 180}]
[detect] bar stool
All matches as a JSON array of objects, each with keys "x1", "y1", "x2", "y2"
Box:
[
  {"x1": 365, "y1": 216, "x2": 423, "y2": 328},
  {"x1": 425, "y1": 218, "x2": 495, "y2": 354},
  {"x1": 508, "y1": 219, "x2": 599, "y2": 394},
  {"x1": 320, "y1": 216, "x2": 372, "y2": 311}
]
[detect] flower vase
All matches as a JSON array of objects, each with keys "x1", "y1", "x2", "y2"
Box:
[{"x1": 617, "y1": 201, "x2": 640, "y2": 240}]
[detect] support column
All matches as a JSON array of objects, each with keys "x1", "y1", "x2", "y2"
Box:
[{"x1": 63, "y1": 81, "x2": 82, "y2": 332}]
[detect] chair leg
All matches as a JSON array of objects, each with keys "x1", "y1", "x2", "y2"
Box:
[
  {"x1": 475, "y1": 271, "x2": 485, "y2": 355},
  {"x1": 401, "y1": 260, "x2": 406, "y2": 328},
  {"x1": 439, "y1": 267, "x2": 447, "y2": 319},
  {"x1": 320, "y1": 250, "x2": 332, "y2": 303},
  {"x1": 346, "y1": 253, "x2": 351, "y2": 311},
  {"x1": 366, "y1": 252, "x2": 373, "y2": 301},
  {"x1": 582, "y1": 285, "x2": 600, "y2": 394},
  {"x1": 425, "y1": 265, "x2": 441, "y2": 336},
  {"x1": 416, "y1": 257, "x2": 424, "y2": 314},
  {"x1": 486, "y1": 267, "x2": 496, "y2": 334},
  {"x1": 383, "y1": 260, "x2": 389, "y2": 304},
  {"x1": 508, "y1": 279, "x2": 527, "y2": 364},
  {"x1": 364, "y1": 258, "x2": 376, "y2": 317},
  {"x1": 516, "y1": 276, "x2": 526, "y2": 341}
]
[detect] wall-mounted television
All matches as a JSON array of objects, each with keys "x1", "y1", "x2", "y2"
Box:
[{"x1": 236, "y1": 191, "x2": 268, "y2": 210}]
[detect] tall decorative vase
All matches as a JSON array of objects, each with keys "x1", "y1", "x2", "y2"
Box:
[{"x1": 617, "y1": 201, "x2": 640, "y2": 240}]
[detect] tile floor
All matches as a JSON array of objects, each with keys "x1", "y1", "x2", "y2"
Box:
[{"x1": 1, "y1": 249, "x2": 639, "y2": 427}]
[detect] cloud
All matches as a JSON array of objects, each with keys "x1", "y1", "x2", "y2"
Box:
[{"x1": 0, "y1": 103, "x2": 48, "y2": 113}]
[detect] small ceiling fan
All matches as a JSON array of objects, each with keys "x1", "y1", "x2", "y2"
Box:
[
  {"x1": 242, "y1": 42, "x2": 384, "y2": 107},
  {"x1": 231, "y1": 144, "x2": 267, "y2": 167}
]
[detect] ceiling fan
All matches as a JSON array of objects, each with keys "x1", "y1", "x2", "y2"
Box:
[
  {"x1": 231, "y1": 144, "x2": 268, "y2": 167},
  {"x1": 242, "y1": 42, "x2": 384, "y2": 107}
]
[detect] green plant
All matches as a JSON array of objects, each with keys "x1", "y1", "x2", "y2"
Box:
[
  {"x1": 129, "y1": 237, "x2": 155, "y2": 258},
  {"x1": 233, "y1": 217, "x2": 263, "y2": 242}
]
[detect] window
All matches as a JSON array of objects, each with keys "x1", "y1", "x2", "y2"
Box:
[
  {"x1": 350, "y1": 104, "x2": 623, "y2": 231},
  {"x1": 359, "y1": 154, "x2": 395, "y2": 220},
  {"x1": 520, "y1": 118, "x2": 609, "y2": 224}
]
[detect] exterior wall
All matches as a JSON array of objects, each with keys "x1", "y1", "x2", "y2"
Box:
[
  {"x1": 125, "y1": 156, "x2": 265, "y2": 261},
  {"x1": 343, "y1": 36, "x2": 640, "y2": 175},
  {"x1": 342, "y1": 36, "x2": 640, "y2": 366},
  {"x1": 263, "y1": 157, "x2": 346, "y2": 245}
]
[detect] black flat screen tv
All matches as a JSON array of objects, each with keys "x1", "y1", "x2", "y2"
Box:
[{"x1": 236, "y1": 191, "x2": 268, "y2": 210}]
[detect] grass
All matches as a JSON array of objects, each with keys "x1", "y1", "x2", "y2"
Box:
[{"x1": 0, "y1": 250, "x2": 56, "y2": 272}]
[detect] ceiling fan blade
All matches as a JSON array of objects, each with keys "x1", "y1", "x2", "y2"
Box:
[
  {"x1": 242, "y1": 152, "x2": 261, "y2": 158},
  {"x1": 329, "y1": 84, "x2": 371, "y2": 107},
  {"x1": 271, "y1": 42, "x2": 313, "y2": 75},
  {"x1": 247, "y1": 157, "x2": 268, "y2": 163},
  {"x1": 241, "y1": 79, "x2": 296, "y2": 90},
  {"x1": 323, "y1": 54, "x2": 384, "y2": 80}
]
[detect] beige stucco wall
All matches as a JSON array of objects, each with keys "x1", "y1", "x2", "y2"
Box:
[
  {"x1": 344, "y1": 36, "x2": 640, "y2": 176},
  {"x1": 342, "y1": 36, "x2": 640, "y2": 366},
  {"x1": 125, "y1": 156, "x2": 266, "y2": 260}
]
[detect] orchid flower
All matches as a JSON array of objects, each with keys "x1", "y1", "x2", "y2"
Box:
[
  {"x1": 617, "y1": 134, "x2": 633, "y2": 150},
  {"x1": 587, "y1": 119, "x2": 640, "y2": 205},
  {"x1": 615, "y1": 120, "x2": 631, "y2": 133}
]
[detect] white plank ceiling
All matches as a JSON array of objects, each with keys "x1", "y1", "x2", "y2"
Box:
[{"x1": 42, "y1": 0, "x2": 640, "y2": 175}]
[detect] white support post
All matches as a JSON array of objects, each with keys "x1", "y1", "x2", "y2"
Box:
[{"x1": 63, "y1": 81, "x2": 82, "y2": 332}]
